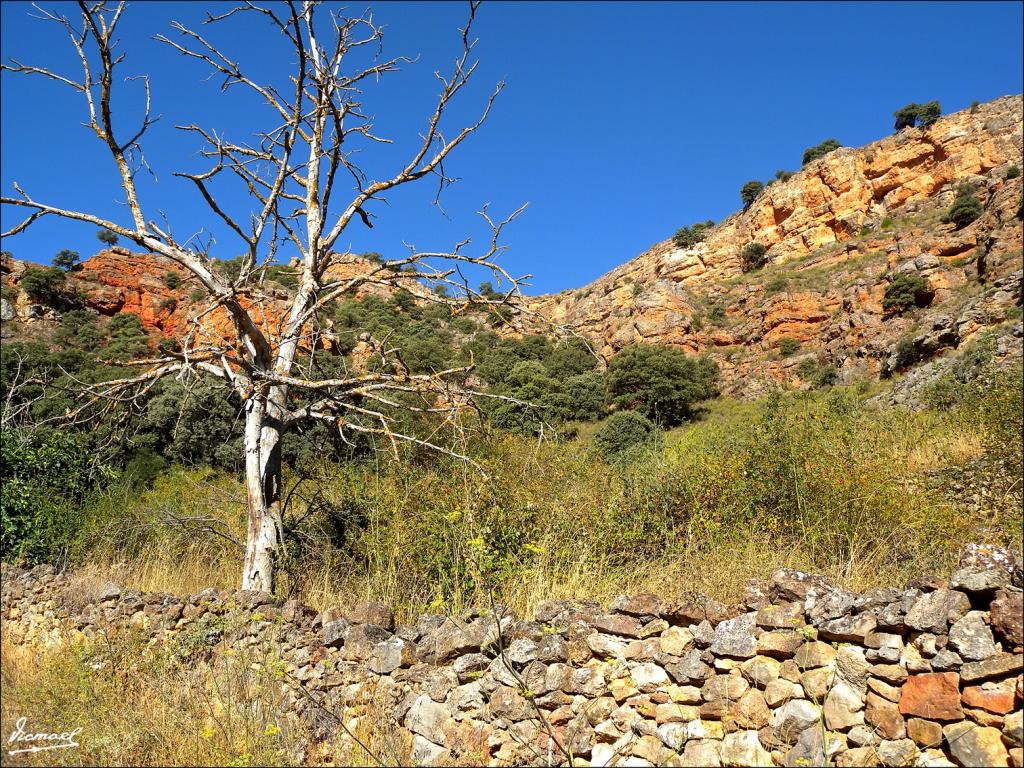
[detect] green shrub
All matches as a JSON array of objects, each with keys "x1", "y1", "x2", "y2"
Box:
[
  {"x1": 53, "y1": 249, "x2": 80, "y2": 271},
  {"x1": 802, "y1": 139, "x2": 841, "y2": 166},
  {"x1": 164, "y1": 272, "x2": 181, "y2": 290},
  {"x1": 105, "y1": 313, "x2": 151, "y2": 360},
  {"x1": 707, "y1": 303, "x2": 727, "y2": 324},
  {"x1": 633, "y1": 283, "x2": 643, "y2": 296},
  {"x1": 740, "y1": 242, "x2": 769, "y2": 272},
  {"x1": 188, "y1": 288, "x2": 206, "y2": 302},
  {"x1": 775, "y1": 170, "x2": 794, "y2": 182},
  {"x1": 565, "y1": 373, "x2": 607, "y2": 422},
  {"x1": 607, "y1": 345, "x2": 718, "y2": 426},
  {"x1": 893, "y1": 101, "x2": 941, "y2": 130},
  {"x1": 97, "y1": 229, "x2": 119, "y2": 246},
  {"x1": 795, "y1": 357, "x2": 818, "y2": 381},
  {"x1": 890, "y1": 336, "x2": 922, "y2": 373},
  {"x1": 882, "y1": 274, "x2": 931, "y2": 315},
  {"x1": 1, "y1": 426, "x2": 101, "y2": 562},
  {"x1": 765, "y1": 275, "x2": 789, "y2": 296},
  {"x1": 943, "y1": 184, "x2": 983, "y2": 228},
  {"x1": 740, "y1": 180, "x2": 765, "y2": 209},
  {"x1": 1005, "y1": 165, "x2": 1020, "y2": 180},
  {"x1": 19, "y1": 267, "x2": 66, "y2": 301},
  {"x1": 778, "y1": 337, "x2": 801, "y2": 356},
  {"x1": 593, "y1": 411, "x2": 658, "y2": 458},
  {"x1": 672, "y1": 220, "x2": 715, "y2": 248},
  {"x1": 970, "y1": 101, "x2": 980, "y2": 114},
  {"x1": 880, "y1": 217, "x2": 894, "y2": 230}
]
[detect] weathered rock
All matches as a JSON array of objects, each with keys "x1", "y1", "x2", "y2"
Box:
[
  {"x1": 321, "y1": 610, "x2": 350, "y2": 647},
  {"x1": 770, "y1": 569, "x2": 833, "y2": 603},
  {"x1": 369, "y1": 636, "x2": 415, "y2": 674},
  {"x1": 740, "y1": 655, "x2": 781, "y2": 688},
  {"x1": 349, "y1": 602, "x2": 395, "y2": 630},
  {"x1": 899, "y1": 673, "x2": 964, "y2": 721},
  {"x1": 406, "y1": 694, "x2": 452, "y2": 744},
  {"x1": 611, "y1": 593, "x2": 664, "y2": 618},
  {"x1": 949, "y1": 567, "x2": 1011, "y2": 595},
  {"x1": 878, "y1": 738, "x2": 918, "y2": 767},
  {"x1": 961, "y1": 678, "x2": 1017, "y2": 714},
  {"x1": 866, "y1": 691, "x2": 906, "y2": 739},
  {"x1": 819, "y1": 613, "x2": 877, "y2": 643},
  {"x1": 756, "y1": 602, "x2": 805, "y2": 629},
  {"x1": 1004, "y1": 710, "x2": 1023, "y2": 748},
  {"x1": 990, "y1": 589, "x2": 1024, "y2": 648},
  {"x1": 943, "y1": 721, "x2": 1010, "y2": 767},
  {"x1": 342, "y1": 623, "x2": 392, "y2": 661},
  {"x1": 772, "y1": 699, "x2": 820, "y2": 743},
  {"x1": 905, "y1": 590, "x2": 971, "y2": 634},
  {"x1": 631, "y1": 663, "x2": 670, "y2": 693},
  {"x1": 660, "y1": 626, "x2": 695, "y2": 656},
  {"x1": 666, "y1": 649, "x2": 714, "y2": 685},
  {"x1": 758, "y1": 630, "x2": 805, "y2": 658},
  {"x1": 682, "y1": 739, "x2": 722, "y2": 767},
  {"x1": 824, "y1": 680, "x2": 865, "y2": 729},
  {"x1": 960, "y1": 653, "x2": 1023, "y2": 682},
  {"x1": 721, "y1": 730, "x2": 773, "y2": 767},
  {"x1": 794, "y1": 640, "x2": 837, "y2": 669},
  {"x1": 710, "y1": 613, "x2": 758, "y2": 659},
  {"x1": 764, "y1": 678, "x2": 805, "y2": 708},
  {"x1": 907, "y1": 718, "x2": 944, "y2": 749},
  {"x1": 948, "y1": 611, "x2": 998, "y2": 661}
]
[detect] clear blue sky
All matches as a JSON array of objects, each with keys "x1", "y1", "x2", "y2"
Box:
[{"x1": 2, "y1": 1, "x2": 1022, "y2": 295}]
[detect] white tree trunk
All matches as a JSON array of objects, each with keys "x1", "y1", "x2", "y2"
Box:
[{"x1": 241, "y1": 393, "x2": 283, "y2": 592}]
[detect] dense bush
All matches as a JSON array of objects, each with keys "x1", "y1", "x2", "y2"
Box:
[
  {"x1": 802, "y1": 139, "x2": 841, "y2": 166},
  {"x1": 1, "y1": 426, "x2": 102, "y2": 562},
  {"x1": 882, "y1": 274, "x2": 931, "y2": 314},
  {"x1": 778, "y1": 337, "x2": 800, "y2": 356},
  {"x1": 672, "y1": 220, "x2": 715, "y2": 248},
  {"x1": 1006, "y1": 165, "x2": 1020, "y2": 180},
  {"x1": 53, "y1": 249, "x2": 80, "y2": 271},
  {"x1": 97, "y1": 229, "x2": 119, "y2": 246},
  {"x1": 943, "y1": 184, "x2": 983, "y2": 229},
  {"x1": 774, "y1": 170, "x2": 794, "y2": 182},
  {"x1": 164, "y1": 272, "x2": 181, "y2": 290},
  {"x1": 607, "y1": 345, "x2": 718, "y2": 426},
  {"x1": 20, "y1": 267, "x2": 66, "y2": 301},
  {"x1": 893, "y1": 101, "x2": 941, "y2": 130},
  {"x1": 740, "y1": 181, "x2": 765, "y2": 209},
  {"x1": 740, "y1": 242, "x2": 769, "y2": 272},
  {"x1": 593, "y1": 410, "x2": 657, "y2": 458}
]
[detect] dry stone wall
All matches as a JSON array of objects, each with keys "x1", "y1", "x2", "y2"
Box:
[{"x1": 2, "y1": 545, "x2": 1022, "y2": 767}]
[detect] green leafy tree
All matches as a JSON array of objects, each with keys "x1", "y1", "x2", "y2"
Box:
[
  {"x1": 105, "y1": 313, "x2": 151, "y2": 360},
  {"x1": 883, "y1": 274, "x2": 932, "y2": 315},
  {"x1": 594, "y1": 410, "x2": 658, "y2": 458},
  {"x1": 778, "y1": 337, "x2": 800, "y2": 356},
  {"x1": 740, "y1": 242, "x2": 769, "y2": 272},
  {"x1": 97, "y1": 229, "x2": 119, "y2": 246},
  {"x1": 917, "y1": 101, "x2": 941, "y2": 126},
  {"x1": 607, "y1": 345, "x2": 718, "y2": 426},
  {"x1": 19, "y1": 267, "x2": 66, "y2": 301},
  {"x1": 775, "y1": 170, "x2": 794, "y2": 182},
  {"x1": 564, "y1": 373, "x2": 606, "y2": 421},
  {"x1": 52, "y1": 249, "x2": 80, "y2": 271},
  {"x1": 802, "y1": 139, "x2": 841, "y2": 166},
  {"x1": 740, "y1": 180, "x2": 765, "y2": 209},
  {"x1": 943, "y1": 184, "x2": 983, "y2": 229},
  {"x1": 894, "y1": 101, "x2": 941, "y2": 131},
  {"x1": 672, "y1": 220, "x2": 715, "y2": 248}
]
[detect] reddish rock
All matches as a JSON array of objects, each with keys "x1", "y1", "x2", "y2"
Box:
[
  {"x1": 961, "y1": 680, "x2": 1017, "y2": 715},
  {"x1": 866, "y1": 691, "x2": 907, "y2": 740},
  {"x1": 899, "y1": 672, "x2": 964, "y2": 721},
  {"x1": 991, "y1": 589, "x2": 1024, "y2": 650}
]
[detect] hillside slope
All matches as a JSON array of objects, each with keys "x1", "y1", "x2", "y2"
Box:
[{"x1": 531, "y1": 95, "x2": 1023, "y2": 395}]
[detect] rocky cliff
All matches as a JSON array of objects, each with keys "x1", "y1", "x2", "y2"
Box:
[
  {"x1": 3, "y1": 96, "x2": 1022, "y2": 394},
  {"x1": 531, "y1": 95, "x2": 1023, "y2": 395},
  {"x1": 3, "y1": 546, "x2": 1022, "y2": 767}
]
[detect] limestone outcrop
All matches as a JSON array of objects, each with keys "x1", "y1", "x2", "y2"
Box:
[{"x1": 530, "y1": 95, "x2": 1024, "y2": 394}]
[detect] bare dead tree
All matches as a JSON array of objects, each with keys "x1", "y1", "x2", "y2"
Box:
[{"x1": 1, "y1": 0, "x2": 534, "y2": 592}]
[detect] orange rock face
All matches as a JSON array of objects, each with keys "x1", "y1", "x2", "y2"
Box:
[
  {"x1": 529, "y1": 95, "x2": 1024, "y2": 395},
  {"x1": 899, "y1": 672, "x2": 964, "y2": 721}
]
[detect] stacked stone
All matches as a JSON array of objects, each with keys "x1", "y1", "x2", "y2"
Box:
[{"x1": 1, "y1": 543, "x2": 1022, "y2": 767}]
